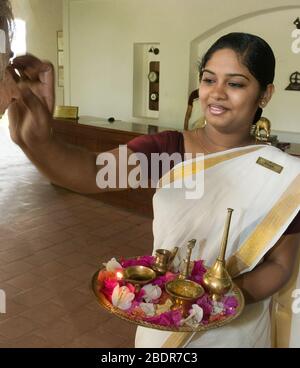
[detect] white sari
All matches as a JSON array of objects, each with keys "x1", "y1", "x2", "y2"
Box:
[{"x1": 135, "y1": 145, "x2": 300, "y2": 348}]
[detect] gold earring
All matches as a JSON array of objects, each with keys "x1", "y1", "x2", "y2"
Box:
[
  {"x1": 260, "y1": 100, "x2": 266, "y2": 108},
  {"x1": 254, "y1": 116, "x2": 271, "y2": 142}
]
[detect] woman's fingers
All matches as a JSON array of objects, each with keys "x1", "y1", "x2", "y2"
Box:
[
  {"x1": 12, "y1": 54, "x2": 54, "y2": 82},
  {"x1": 9, "y1": 56, "x2": 55, "y2": 114}
]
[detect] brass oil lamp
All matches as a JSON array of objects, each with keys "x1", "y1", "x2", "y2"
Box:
[
  {"x1": 203, "y1": 208, "x2": 234, "y2": 301},
  {"x1": 166, "y1": 239, "x2": 204, "y2": 316}
]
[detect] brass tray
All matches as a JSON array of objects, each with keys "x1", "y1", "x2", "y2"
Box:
[{"x1": 91, "y1": 269, "x2": 244, "y2": 332}]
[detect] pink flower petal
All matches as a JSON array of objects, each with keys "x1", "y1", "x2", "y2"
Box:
[
  {"x1": 145, "y1": 310, "x2": 183, "y2": 327},
  {"x1": 190, "y1": 260, "x2": 207, "y2": 285},
  {"x1": 121, "y1": 256, "x2": 155, "y2": 268}
]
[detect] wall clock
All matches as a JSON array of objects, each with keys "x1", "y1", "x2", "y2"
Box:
[
  {"x1": 148, "y1": 71, "x2": 159, "y2": 83},
  {"x1": 148, "y1": 61, "x2": 160, "y2": 111}
]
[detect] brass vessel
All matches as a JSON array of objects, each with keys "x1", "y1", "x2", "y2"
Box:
[
  {"x1": 203, "y1": 208, "x2": 234, "y2": 301},
  {"x1": 152, "y1": 247, "x2": 178, "y2": 274},
  {"x1": 166, "y1": 239, "x2": 204, "y2": 316},
  {"x1": 123, "y1": 265, "x2": 156, "y2": 291},
  {"x1": 166, "y1": 279, "x2": 204, "y2": 317}
]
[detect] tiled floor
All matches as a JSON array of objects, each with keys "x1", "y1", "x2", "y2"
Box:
[{"x1": 0, "y1": 118, "x2": 153, "y2": 347}]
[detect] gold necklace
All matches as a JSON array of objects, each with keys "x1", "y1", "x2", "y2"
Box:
[
  {"x1": 193, "y1": 129, "x2": 213, "y2": 154},
  {"x1": 201, "y1": 127, "x2": 254, "y2": 152}
]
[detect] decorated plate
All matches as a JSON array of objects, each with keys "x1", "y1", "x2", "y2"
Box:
[{"x1": 91, "y1": 255, "x2": 244, "y2": 332}]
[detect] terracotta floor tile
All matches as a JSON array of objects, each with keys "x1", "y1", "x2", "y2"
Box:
[
  {"x1": 0, "y1": 248, "x2": 33, "y2": 263},
  {"x1": 4, "y1": 333, "x2": 52, "y2": 348},
  {"x1": 49, "y1": 238, "x2": 84, "y2": 256},
  {"x1": 57, "y1": 252, "x2": 95, "y2": 268},
  {"x1": 0, "y1": 270, "x2": 9, "y2": 282},
  {"x1": 20, "y1": 300, "x2": 67, "y2": 326},
  {"x1": 14, "y1": 218, "x2": 66, "y2": 234},
  {"x1": 0, "y1": 282, "x2": 22, "y2": 298},
  {"x1": 39, "y1": 230, "x2": 74, "y2": 245},
  {"x1": 0, "y1": 235, "x2": 32, "y2": 248},
  {"x1": 89, "y1": 222, "x2": 135, "y2": 240},
  {"x1": 74, "y1": 210, "x2": 105, "y2": 222},
  {"x1": 54, "y1": 216, "x2": 84, "y2": 228},
  {"x1": 64, "y1": 224, "x2": 96, "y2": 237},
  {"x1": 21, "y1": 238, "x2": 54, "y2": 252},
  {"x1": 127, "y1": 235, "x2": 153, "y2": 253},
  {"x1": 15, "y1": 226, "x2": 52, "y2": 241},
  {"x1": 33, "y1": 319, "x2": 81, "y2": 346},
  {"x1": 62, "y1": 307, "x2": 111, "y2": 334},
  {"x1": 98, "y1": 316, "x2": 137, "y2": 339},
  {"x1": 0, "y1": 299, "x2": 27, "y2": 321},
  {"x1": 102, "y1": 246, "x2": 144, "y2": 261},
  {"x1": 6, "y1": 272, "x2": 48, "y2": 291},
  {"x1": 12, "y1": 286, "x2": 55, "y2": 308},
  {"x1": 63, "y1": 327, "x2": 129, "y2": 348},
  {"x1": 74, "y1": 282, "x2": 95, "y2": 298},
  {"x1": 0, "y1": 316, "x2": 40, "y2": 340},
  {"x1": 51, "y1": 289, "x2": 94, "y2": 313},
  {"x1": 63, "y1": 264, "x2": 97, "y2": 282},
  {"x1": 0, "y1": 260, "x2": 35, "y2": 280},
  {"x1": 84, "y1": 217, "x2": 111, "y2": 229},
  {"x1": 85, "y1": 300, "x2": 103, "y2": 312},
  {"x1": 126, "y1": 214, "x2": 150, "y2": 225},
  {"x1": 0, "y1": 121, "x2": 155, "y2": 347},
  {"x1": 0, "y1": 226, "x2": 18, "y2": 239},
  {"x1": 24, "y1": 249, "x2": 60, "y2": 266},
  {"x1": 32, "y1": 260, "x2": 71, "y2": 280},
  {"x1": 41, "y1": 274, "x2": 81, "y2": 294}
]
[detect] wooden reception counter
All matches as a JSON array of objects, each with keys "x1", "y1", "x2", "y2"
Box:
[{"x1": 51, "y1": 116, "x2": 174, "y2": 218}]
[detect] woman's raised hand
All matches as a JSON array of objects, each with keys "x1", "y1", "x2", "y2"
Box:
[
  {"x1": 4, "y1": 54, "x2": 133, "y2": 194},
  {"x1": 7, "y1": 54, "x2": 55, "y2": 149}
]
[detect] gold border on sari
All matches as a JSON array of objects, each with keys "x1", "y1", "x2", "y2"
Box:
[
  {"x1": 161, "y1": 332, "x2": 200, "y2": 348},
  {"x1": 157, "y1": 149, "x2": 300, "y2": 348},
  {"x1": 227, "y1": 174, "x2": 300, "y2": 277},
  {"x1": 226, "y1": 174, "x2": 300, "y2": 348},
  {"x1": 159, "y1": 146, "x2": 263, "y2": 188}
]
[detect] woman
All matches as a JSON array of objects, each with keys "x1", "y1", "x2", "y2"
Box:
[
  {"x1": 130, "y1": 33, "x2": 300, "y2": 348},
  {"x1": 7, "y1": 32, "x2": 300, "y2": 348}
]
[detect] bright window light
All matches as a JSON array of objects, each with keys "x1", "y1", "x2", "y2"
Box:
[{"x1": 11, "y1": 18, "x2": 26, "y2": 56}]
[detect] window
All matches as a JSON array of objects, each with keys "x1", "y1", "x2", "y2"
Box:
[{"x1": 11, "y1": 18, "x2": 26, "y2": 56}]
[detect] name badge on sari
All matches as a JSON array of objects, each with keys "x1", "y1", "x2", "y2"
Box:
[{"x1": 256, "y1": 157, "x2": 283, "y2": 174}]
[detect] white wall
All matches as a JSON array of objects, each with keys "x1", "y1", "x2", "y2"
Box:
[
  {"x1": 190, "y1": 8, "x2": 300, "y2": 133},
  {"x1": 11, "y1": 0, "x2": 64, "y2": 105},
  {"x1": 64, "y1": 0, "x2": 300, "y2": 132}
]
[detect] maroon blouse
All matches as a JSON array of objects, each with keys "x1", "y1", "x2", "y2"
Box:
[{"x1": 127, "y1": 130, "x2": 300, "y2": 234}]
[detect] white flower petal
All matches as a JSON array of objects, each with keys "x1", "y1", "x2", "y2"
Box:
[
  {"x1": 104, "y1": 257, "x2": 122, "y2": 272},
  {"x1": 191, "y1": 304, "x2": 203, "y2": 323},
  {"x1": 142, "y1": 284, "x2": 162, "y2": 303},
  {"x1": 180, "y1": 305, "x2": 203, "y2": 326},
  {"x1": 212, "y1": 301, "x2": 224, "y2": 315},
  {"x1": 140, "y1": 303, "x2": 155, "y2": 316},
  {"x1": 112, "y1": 284, "x2": 135, "y2": 310}
]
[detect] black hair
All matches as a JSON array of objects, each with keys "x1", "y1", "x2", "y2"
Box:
[
  {"x1": 199, "y1": 32, "x2": 275, "y2": 123},
  {"x1": 0, "y1": 0, "x2": 14, "y2": 41}
]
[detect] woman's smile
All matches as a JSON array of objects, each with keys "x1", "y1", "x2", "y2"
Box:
[{"x1": 208, "y1": 104, "x2": 229, "y2": 115}]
